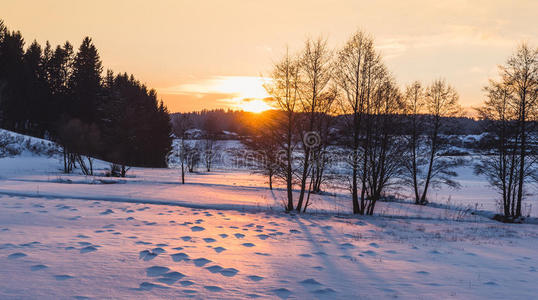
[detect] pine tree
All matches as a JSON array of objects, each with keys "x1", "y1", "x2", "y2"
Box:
[
  {"x1": 101, "y1": 73, "x2": 171, "y2": 173},
  {"x1": 69, "y1": 37, "x2": 102, "y2": 124},
  {"x1": 44, "y1": 41, "x2": 74, "y2": 137},
  {"x1": 23, "y1": 40, "x2": 49, "y2": 135},
  {"x1": 0, "y1": 29, "x2": 26, "y2": 130}
]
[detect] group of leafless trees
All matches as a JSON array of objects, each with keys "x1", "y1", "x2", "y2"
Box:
[
  {"x1": 475, "y1": 44, "x2": 537, "y2": 221},
  {"x1": 401, "y1": 81, "x2": 464, "y2": 206},
  {"x1": 246, "y1": 32, "x2": 537, "y2": 218},
  {"x1": 247, "y1": 39, "x2": 337, "y2": 213},
  {"x1": 171, "y1": 114, "x2": 222, "y2": 184},
  {"x1": 244, "y1": 30, "x2": 467, "y2": 215},
  {"x1": 169, "y1": 31, "x2": 536, "y2": 220}
]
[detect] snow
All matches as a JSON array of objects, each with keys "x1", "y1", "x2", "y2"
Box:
[
  {"x1": 2, "y1": 154, "x2": 535, "y2": 218},
  {"x1": 0, "y1": 129, "x2": 60, "y2": 158},
  {"x1": 1, "y1": 129, "x2": 538, "y2": 299},
  {"x1": 1, "y1": 195, "x2": 537, "y2": 299}
]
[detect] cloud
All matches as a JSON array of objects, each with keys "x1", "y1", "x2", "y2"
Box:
[
  {"x1": 159, "y1": 92, "x2": 237, "y2": 112},
  {"x1": 159, "y1": 76, "x2": 269, "y2": 96},
  {"x1": 468, "y1": 66, "x2": 485, "y2": 74},
  {"x1": 377, "y1": 24, "x2": 517, "y2": 60}
]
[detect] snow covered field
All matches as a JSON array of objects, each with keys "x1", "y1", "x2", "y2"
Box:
[
  {"x1": 419, "y1": 164, "x2": 537, "y2": 218},
  {"x1": 1, "y1": 130, "x2": 538, "y2": 299},
  {"x1": 1, "y1": 190, "x2": 538, "y2": 299}
]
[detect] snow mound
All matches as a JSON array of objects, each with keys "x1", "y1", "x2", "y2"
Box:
[{"x1": 0, "y1": 129, "x2": 60, "y2": 158}]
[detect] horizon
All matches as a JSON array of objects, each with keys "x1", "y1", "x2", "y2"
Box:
[{"x1": 3, "y1": 0, "x2": 537, "y2": 113}]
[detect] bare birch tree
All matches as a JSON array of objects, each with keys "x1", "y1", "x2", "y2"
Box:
[
  {"x1": 364, "y1": 76, "x2": 405, "y2": 214},
  {"x1": 475, "y1": 43, "x2": 538, "y2": 220},
  {"x1": 172, "y1": 114, "x2": 192, "y2": 184},
  {"x1": 264, "y1": 49, "x2": 300, "y2": 211},
  {"x1": 419, "y1": 79, "x2": 463, "y2": 204},
  {"x1": 402, "y1": 81, "x2": 427, "y2": 204},
  {"x1": 334, "y1": 30, "x2": 378, "y2": 214},
  {"x1": 295, "y1": 37, "x2": 333, "y2": 212}
]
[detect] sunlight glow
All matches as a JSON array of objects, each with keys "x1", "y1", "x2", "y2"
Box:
[
  {"x1": 160, "y1": 76, "x2": 273, "y2": 113},
  {"x1": 239, "y1": 99, "x2": 273, "y2": 113}
]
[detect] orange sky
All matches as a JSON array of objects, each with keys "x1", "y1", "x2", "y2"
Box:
[{"x1": 2, "y1": 0, "x2": 537, "y2": 113}]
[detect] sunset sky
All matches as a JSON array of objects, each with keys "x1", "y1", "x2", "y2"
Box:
[{"x1": 2, "y1": 0, "x2": 537, "y2": 113}]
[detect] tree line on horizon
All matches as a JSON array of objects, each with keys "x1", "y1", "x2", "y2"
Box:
[
  {"x1": 0, "y1": 20, "x2": 172, "y2": 175},
  {"x1": 171, "y1": 109, "x2": 486, "y2": 137}
]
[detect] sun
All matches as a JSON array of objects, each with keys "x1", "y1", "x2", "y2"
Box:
[
  {"x1": 159, "y1": 76, "x2": 274, "y2": 113},
  {"x1": 240, "y1": 99, "x2": 273, "y2": 113},
  {"x1": 213, "y1": 76, "x2": 272, "y2": 113}
]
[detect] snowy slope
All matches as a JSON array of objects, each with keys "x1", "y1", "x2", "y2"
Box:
[{"x1": 0, "y1": 129, "x2": 60, "y2": 158}]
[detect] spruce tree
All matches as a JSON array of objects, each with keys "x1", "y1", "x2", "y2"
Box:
[
  {"x1": 0, "y1": 30, "x2": 25, "y2": 130},
  {"x1": 69, "y1": 37, "x2": 102, "y2": 124},
  {"x1": 23, "y1": 40, "x2": 49, "y2": 135}
]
